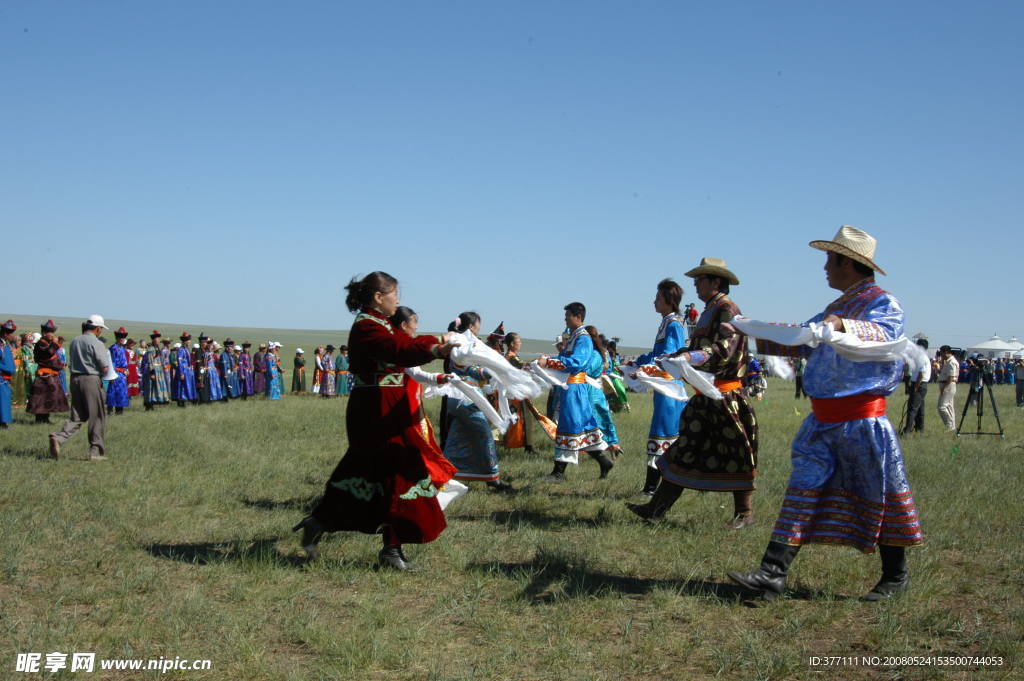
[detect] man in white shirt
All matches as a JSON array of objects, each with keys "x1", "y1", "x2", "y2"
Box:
[
  {"x1": 936, "y1": 345, "x2": 959, "y2": 431},
  {"x1": 902, "y1": 338, "x2": 929, "y2": 434}
]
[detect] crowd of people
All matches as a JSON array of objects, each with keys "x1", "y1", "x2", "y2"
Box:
[
  {"x1": 0, "y1": 323, "x2": 357, "y2": 423},
  {"x1": 4, "y1": 225, "x2": 1016, "y2": 600}
]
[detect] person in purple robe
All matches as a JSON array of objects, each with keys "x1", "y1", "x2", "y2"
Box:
[
  {"x1": 253, "y1": 343, "x2": 267, "y2": 395},
  {"x1": 238, "y1": 341, "x2": 254, "y2": 399}
]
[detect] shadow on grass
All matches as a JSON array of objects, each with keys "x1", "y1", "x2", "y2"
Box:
[
  {"x1": 145, "y1": 537, "x2": 309, "y2": 568},
  {"x1": 1, "y1": 444, "x2": 54, "y2": 460},
  {"x1": 468, "y1": 553, "x2": 842, "y2": 605},
  {"x1": 454, "y1": 509, "x2": 615, "y2": 530},
  {"x1": 240, "y1": 496, "x2": 321, "y2": 512}
]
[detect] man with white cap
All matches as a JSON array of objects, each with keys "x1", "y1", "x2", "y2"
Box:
[
  {"x1": 728, "y1": 226, "x2": 923, "y2": 601},
  {"x1": 49, "y1": 315, "x2": 113, "y2": 460}
]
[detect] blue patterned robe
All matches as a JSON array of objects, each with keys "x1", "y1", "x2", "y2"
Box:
[
  {"x1": 635, "y1": 313, "x2": 687, "y2": 467},
  {"x1": 758, "y1": 278, "x2": 924, "y2": 553},
  {"x1": 141, "y1": 346, "x2": 170, "y2": 404},
  {"x1": 0, "y1": 342, "x2": 14, "y2": 424},
  {"x1": 443, "y1": 364, "x2": 499, "y2": 481},
  {"x1": 106, "y1": 343, "x2": 130, "y2": 408},
  {"x1": 548, "y1": 327, "x2": 607, "y2": 464},
  {"x1": 220, "y1": 350, "x2": 240, "y2": 398},
  {"x1": 172, "y1": 346, "x2": 197, "y2": 402},
  {"x1": 205, "y1": 351, "x2": 224, "y2": 401}
]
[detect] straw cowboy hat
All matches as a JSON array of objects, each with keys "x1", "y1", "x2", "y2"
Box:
[
  {"x1": 684, "y1": 257, "x2": 740, "y2": 286},
  {"x1": 809, "y1": 225, "x2": 887, "y2": 275}
]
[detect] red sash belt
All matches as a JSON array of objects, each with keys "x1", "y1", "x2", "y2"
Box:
[
  {"x1": 116, "y1": 368, "x2": 128, "y2": 374},
  {"x1": 811, "y1": 394, "x2": 886, "y2": 423},
  {"x1": 36, "y1": 367, "x2": 60, "y2": 377}
]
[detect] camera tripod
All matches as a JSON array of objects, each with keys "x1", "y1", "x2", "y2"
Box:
[{"x1": 956, "y1": 379, "x2": 1005, "y2": 438}]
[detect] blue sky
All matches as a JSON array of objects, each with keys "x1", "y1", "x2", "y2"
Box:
[{"x1": 2, "y1": 2, "x2": 1021, "y2": 347}]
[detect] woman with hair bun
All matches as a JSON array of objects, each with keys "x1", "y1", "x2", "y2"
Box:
[
  {"x1": 443, "y1": 311, "x2": 514, "y2": 492},
  {"x1": 293, "y1": 272, "x2": 457, "y2": 571}
]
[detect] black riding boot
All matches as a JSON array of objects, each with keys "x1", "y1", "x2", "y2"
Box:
[
  {"x1": 292, "y1": 515, "x2": 326, "y2": 561},
  {"x1": 545, "y1": 461, "x2": 568, "y2": 482},
  {"x1": 728, "y1": 541, "x2": 801, "y2": 600},
  {"x1": 626, "y1": 480, "x2": 683, "y2": 520},
  {"x1": 588, "y1": 450, "x2": 614, "y2": 479},
  {"x1": 861, "y1": 545, "x2": 910, "y2": 601},
  {"x1": 641, "y1": 467, "x2": 661, "y2": 496}
]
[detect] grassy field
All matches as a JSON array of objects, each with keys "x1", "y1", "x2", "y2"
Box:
[{"x1": 1, "y1": 371, "x2": 1021, "y2": 680}]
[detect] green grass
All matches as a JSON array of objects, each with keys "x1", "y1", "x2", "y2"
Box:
[{"x1": 1, "y1": 378, "x2": 1021, "y2": 680}]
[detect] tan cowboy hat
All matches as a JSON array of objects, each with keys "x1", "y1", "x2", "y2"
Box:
[
  {"x1": 684, "y1": 257, "x2": 739, "y2": 285},
  {"x1": 809, "y1": 225, "x2": 887, "y2": 275}
]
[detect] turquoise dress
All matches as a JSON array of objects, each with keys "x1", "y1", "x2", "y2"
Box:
[
  {"x1": 586, "y1": 351, "x2": 619, "y2": 447},
  {"x1": 265, "y1": 352, "x2": 282, "y2": 400}
]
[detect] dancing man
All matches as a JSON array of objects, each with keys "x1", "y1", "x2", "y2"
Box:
[
  {"x1": 627, "y1": 258, "x2": 758, "y2": 529},
  {"x1": 539, "y1": 302, "x2": 614, "y2": 481},
  {"x1": 728, "y1": 226, "x2": 923, "y2": 600}
]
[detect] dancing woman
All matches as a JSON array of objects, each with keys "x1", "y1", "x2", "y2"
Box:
[
  {"x1": 584, "y1": 326, "x2": 621, "y2": 458},
  {"x1": 623, "y1": 278, "x2": 688, "y2": 495},
  {"x1": 443, "y1": 311, "x2": 514, "y2": 492},
  {"x1": 293, "y1": 272, "x2": 456, "y2": 570}
]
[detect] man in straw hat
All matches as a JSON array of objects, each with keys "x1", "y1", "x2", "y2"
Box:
[
  {"x1": 49, "y1": 315, "x2": 113, "y2": 460},
  {"x1": 626, "y1": 257, "x2": 759, "y2": 529},
  {"x1": 728, "y1": 225, "x2": 923, "y2": 601}
]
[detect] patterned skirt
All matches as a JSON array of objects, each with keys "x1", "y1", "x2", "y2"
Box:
[
  {"x1": 658, "y1": 391, "x2": 758, "y2": 491},
  {"x1": 27, "y1": 374, "x2": 69, "y2": 414},
  {"x1": 444, "y1": 400, "x2": 499, "y2": 481},
  {"x1": 771, "y1": 414, "x2": 923, "y2": 553}
]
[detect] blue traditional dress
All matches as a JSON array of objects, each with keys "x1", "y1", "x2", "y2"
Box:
[
  {"x1": 58, "y1": 346, "x2": 68, "y2": 393},
  {"x1": 204, "y1": 351, "x2": 224, "y2": 401},
  {"x1": 757, "y1": 278, "x2": 924, "y2": 553},
  {"x1": 172, "y1": 346, "x2": 197, "y2": 402},
  {"x1": 587, "y1": 350, "x2": 619, "y2": 447},
  {"x1": 635, "y1": 312, "x2": 687, "y2": 468},
  {"x1": 265, "y1": 352, "x2": 282, "y2": 400},
  {"x1": 443, "y1": 363, "x2": 499, "y2": 481},
  {"x1": 0, "y1": 341, "x2": 15, "y2": 424},
  {"x1": 106, "y1": 343, "x2": 131, "y2": 408},
  {"x1": 220, "y1": 350, "x2": 240, "y2": 398},
  {"x1": 547, "y1": 326, "x2": 607, "y2": 464},
  {"x1": 141, "y1": 346, "x2": 170, "y2": 404}
]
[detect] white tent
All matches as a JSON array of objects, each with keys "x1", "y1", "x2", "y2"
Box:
[
  {"x1": 1005, "y1": 337, "x2": 1024, "y2": 358},
  {"x1": 966, "y1": 335, "x2": 1018, "y2": 358}
]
